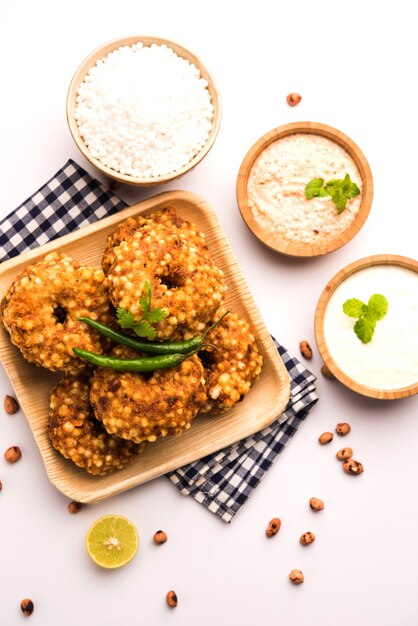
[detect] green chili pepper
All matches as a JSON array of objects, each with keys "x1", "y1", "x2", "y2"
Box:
[
  {"x1": 78, "y1": 310, "x2": 230, "y2": 355},
  {"x1": 72, "y1": 348, "x2": 190, "y2": 371}
]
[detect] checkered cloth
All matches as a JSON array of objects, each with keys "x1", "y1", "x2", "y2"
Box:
[{"x1": 0, "y1": 160, "x2": 318, "y2": 522}]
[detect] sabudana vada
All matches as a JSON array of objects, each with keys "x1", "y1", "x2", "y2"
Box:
[
  {"x1": 49, "y1": 369, "x2": 143, "y2": 475},
  {"x1": 1, "y1": 252, "x2": 113, "y2": 371}
]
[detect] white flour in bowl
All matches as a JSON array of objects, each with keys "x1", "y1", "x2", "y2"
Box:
[
  {"x1": 247, "y1": 134, "x2": 362, "y2": 245},
  {"x1": 75, "y1": 42, "x2": 214, "y2": 179}
]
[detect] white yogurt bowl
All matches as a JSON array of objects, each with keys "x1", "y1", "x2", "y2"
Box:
[{"x1": 315, "y1": 254, "x2": 418, "y2": 399}]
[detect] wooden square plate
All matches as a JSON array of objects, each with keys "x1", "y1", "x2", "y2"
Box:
[{"x1": 0, "y1": 190, "x2": 290, "y2": 502}]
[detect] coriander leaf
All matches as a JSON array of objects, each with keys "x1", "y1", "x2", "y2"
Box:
[
  {"x1": 367, "y1": 294, "x2": 388, "y2": 321},
  {"x1": 116, "y1": 281, "x2": 165, "y2": 337},
  {"x1": 354, "y1": 317, "x2": 376, "y2": 344},
  {"x1": 139, "y1": 280, "x2": 152, "y2": 314},
  {"x1": 143, "y1": 308, "x2": 168, "y2": 323},
  {"x1": 343, "y1": 298, "x2": 366, "y2": 318},
  {"x1": 116, "y1": 308, "x2": 136, "y2": 329},
  {"x1": 133, "y1": 321, "x2": 157, "y2": 340},
  {"x1": 304, "y1": 178, "x2": 329, "y2": 199},
  {"x1": 139, "y1": 295, "x2": 149, "y2": 314}
]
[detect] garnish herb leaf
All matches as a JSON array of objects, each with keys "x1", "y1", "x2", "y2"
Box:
[
  {"x1": 367, "y1": 294, "x2": 388, "y2": 321},
  {"x1": 116, "y1": 309, "x2": 136, "y2": 329},
  {"x1": 116, "y1": 280, "x2": 167, "y2": 339},
  {"x1": 342, "y1": 298, "x2": 366, "y2": 318},
  {"x1": 143, "y1": 308, "x2": 168, "y2": 324},
  {"x1": 304, "y1": 178, "x2": 329, "y2": 199},
  {"x1": 343, "y1": 293, "x2": 388, "y2": 344},
  {"x1": 353, "y1": 317, "x2": 376, "y2": 344},
  {"x1": 133, "y1": 321, "x2": 157, "y2": 340},
  {"x1": 139, "y1": 280, "x2": 152, "y2": 314},
  {"x1": 304, "y1": 173, "x2": 360, "y2": 214}
]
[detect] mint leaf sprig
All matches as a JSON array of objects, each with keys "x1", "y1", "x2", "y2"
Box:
[
  {"x1": 116, "y1": 280, "x2": 167, "y2": 340},
  {"x1": 305, "y1": 173, "x2": 360, "y2": 214},
  {"x1": 342, "y1": 294, "x2": 388, "y2": 344}
]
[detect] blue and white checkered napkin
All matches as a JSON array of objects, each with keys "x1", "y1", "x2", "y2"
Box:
[{"x1": 0, "y1": 160, "x2": 318, "y2": 523}]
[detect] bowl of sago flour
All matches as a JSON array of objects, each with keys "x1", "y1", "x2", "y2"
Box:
[{"x1": 67, "y1": 36, "x2": 221, "y2": 185}]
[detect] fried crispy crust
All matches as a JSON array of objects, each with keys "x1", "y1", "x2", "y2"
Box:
[
  {"x1": 105, "y1": 222, "x2": 226, "y2": 339},
  {"x1": 102, "y1": 207, "x2": 207, "y2": 274},
  {"x1": 49, "y1": 369, "x2": 143, "y2": 475},
  {"x1": 1, "y1": 252, "x2": 113, "y2": 371},
  {"x1": 90, "y1": 345, "x2": 207, "y2": 444},
  {"x1": 199, "y1": 310, "x2": 263, "y2": 413}
]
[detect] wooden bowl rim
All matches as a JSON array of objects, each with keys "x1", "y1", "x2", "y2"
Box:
[
  {"x1": 236, "y1": 121, "x2": 374, "y2": 257},
  {"x1": 314, "y1": 254, "x2": 418, "y2": 399},
  {"x1": 66, "y1": 35, "x2": 222, "y2": 186}
]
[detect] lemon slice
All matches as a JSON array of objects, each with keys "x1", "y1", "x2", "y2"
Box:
[{"x1": 86, "y1": 515, "x2": 139, "y2": 569}]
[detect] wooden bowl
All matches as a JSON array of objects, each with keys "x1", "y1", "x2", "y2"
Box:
[
  {"x1": 315, "y1": 254, "x2": 418, "y2": 399},
  {"x1": 236, "y1": 122, "x2": 374, "y2": 257},
  {"x1": 67, "y1": 36, "x2": 221, "y2": 186}
]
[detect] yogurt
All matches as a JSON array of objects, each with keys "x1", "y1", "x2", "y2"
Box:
[{"x1": 323, "y1": 265, "x2": 418, "y2": 390}]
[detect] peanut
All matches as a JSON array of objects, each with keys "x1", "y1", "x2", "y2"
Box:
[
  {"x1": 20, "y1": 599, "x2": 34, "y2": 616},
  {"x1": 336, "y1": 422, "x2": 351, "y2": 436},
  {"x1": 286, "y1": 93, "x2": 302, "y2": 106},
  {"x1": 343, "y1": 458, "x2": 364, "y2": 475},
  {"x1": 4, "y1": 446, "x2": 21, "y2": 463},
  {"x1": 68, "y1": 501, "x2": 82, "y2": 514},
  {"x1": 266, "y1": 518, "x2": 281, "y2": 538},
  {"x1": 4, "y1": 395, "x2": 19, "y2": 414},
  {"x1": 336, "y1": 447, "x2": 353, "y2": 461},
  {"x1": 166, "y1": 590, "x2": 178, "y2": 608},
  {"x1": 321, "y1": 364, "x2": 335, "y2": 379},
  {"x1": 309, "y1": 497, "x2": 324, "y2": 512},
  {"x1": 153, "y1": 530, "x2": 168, "y2": 545},
  {"x1": 319, "y1": 432, "x2": 333, "y2": 445},
  {"x1": 300, "y1": 532, "x2": 315, "y2": 546},
  {"x1": 289, "y1": 569, "x2": 304, "y2": 584},
  {"x1": 299, "y1": 340, "x2": 313, "y2": 360}
]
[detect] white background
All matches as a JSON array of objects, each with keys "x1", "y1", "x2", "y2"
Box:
[{"x1": 1, "y1": 1, "x2": 417, "y2": 625}]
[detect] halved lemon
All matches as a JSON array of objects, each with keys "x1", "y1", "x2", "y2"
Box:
[{"x1": 86, "y1": 514, "x2": 139, "y2": 569}]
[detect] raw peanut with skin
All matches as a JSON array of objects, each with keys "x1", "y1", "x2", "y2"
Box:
[
  {"x1": 299, "y1": 340, "x2": 313, "y2": 360},
  {"x1": 0, "y1": 479, "x2": 2, "y2": 491},
  {"x1": 68, "y1": 501, "x2": 82, "y2": 514},
  {"x1": 153, "y1": 530, "x2": 168, "y2": 545},
  {"x1": 4, "y1": 446, "x2": 21, "y2": 463},
  {"x1": 319, "y1": 432, "x2": 333, "y2": 445},
  {"x1": 20, "y1": 599, "x2": 34, "y2": 616},
  {"x1": 287, "y1": 93, "x2": 302, "y2": 106},
  {"x1": 166, "y1": 590, "x2": 178, "y2": 608},
  {"x1": 321, "y1": 364, "x2": 335, "y2": 379},
  {"x1": 309, "y1": 497, "x2": 324, "y2": 512},
  {"x1": 266, "y1": 518, "x2": 281, "y2": 538},
  {"x1": 289, "y1": 569, "x2": 304, "y2": 584},
  {"x1": 336, "y1": 422, "x2": 351, "y2": 436},
  {"x1": 4, "y1": 395, "x2": 19, "y2": 414},
  {"x1": 336, "y1": 447, "x2": 353, "y2": 461},
  {"x1": 343, "y1": 458, "x2": 364, "y2": 475},
  {"x1": 300, "y1": 532, "x2": 315, "y2": 546}
]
